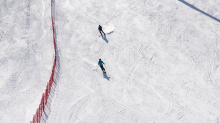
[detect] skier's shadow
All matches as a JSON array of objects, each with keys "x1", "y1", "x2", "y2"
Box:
[
  {"x1": 101, "y1": 35, "x2": 109, "y2": 43},
  {"x1": 103, "y1": 72, "x2": 110, "y2": 80}
]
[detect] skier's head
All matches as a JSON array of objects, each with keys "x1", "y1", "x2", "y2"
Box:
[
  {"x1": 99, "y1": 59, "x2": 101, "y2": 61},
  {"x1": 99, "y1": 25, "x2": 101, "y2": 27}
]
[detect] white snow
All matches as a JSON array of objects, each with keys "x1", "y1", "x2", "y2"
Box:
[
  {"x1": 1, "y1": 0, "x2": 220, "y2": 123},
  {"x1": 103, "y1": 23, "x2": 115, "y2": 34}
]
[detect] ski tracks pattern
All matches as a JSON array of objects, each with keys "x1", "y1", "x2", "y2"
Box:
[{"x1": 47, "y1": 0, "x2": 220, "y2": 122}]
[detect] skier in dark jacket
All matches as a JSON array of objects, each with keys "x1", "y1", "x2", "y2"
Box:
[
  {"x1": 98, "y1": 59, "x2": 106, "y2": 73},
  {"x1": 98, "y1": 25, "x2": 105, "y2": 36}
]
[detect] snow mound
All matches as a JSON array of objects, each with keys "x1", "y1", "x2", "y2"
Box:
[{"x1": 103, "y1": 23, "x2": 115, "y2": 34}]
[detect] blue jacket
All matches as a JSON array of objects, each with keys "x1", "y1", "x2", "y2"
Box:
[
  {"x1": 98, "y1": 26, "x2": 102, "y2": 31},
  {"x1": 98, "y1": 61, "x2": 104, "y2": 66}
]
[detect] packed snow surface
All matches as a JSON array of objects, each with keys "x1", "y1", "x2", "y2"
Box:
[{"x1": 1, "y1": 0, "x2": 220, "y2": 123}]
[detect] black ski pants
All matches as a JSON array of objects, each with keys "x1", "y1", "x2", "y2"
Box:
[
  {"x1": 99, "y1": 30, "x2": 105, "y2": 35},
  {"x1": 100, "y1": 66, "x2": 105, "y2": 72}
]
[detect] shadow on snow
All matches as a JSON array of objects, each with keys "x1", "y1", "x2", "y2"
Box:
[
  {"x1": 103, "y1": 72, "x2": 110, "y2": 80},
  {"x1": 178, "y1": 0, "x2": 220, "y2": 23},
  {"x1": 107, "y1": 31, "x2": 114, "y2": 35},
  {"x1": 101, "y1": 35, "x2": 109, "y2": 43}
]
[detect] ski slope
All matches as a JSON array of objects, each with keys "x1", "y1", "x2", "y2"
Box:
[
  {"x1": 1, "y1": 0, "x2": 220, "y2": 123},
  {"x1": 0, "y1": 0, "x2": 54, "y2": 122}
]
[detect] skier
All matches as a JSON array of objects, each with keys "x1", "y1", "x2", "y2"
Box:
[
  {"x1": 98, "y1": 25, "x2": 105, "y2": 36},
  {"x1": 98, "y1": 59, "x2": 106, "y2": 73}
]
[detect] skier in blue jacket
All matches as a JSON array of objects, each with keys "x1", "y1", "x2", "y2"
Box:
[
  {"x1": 98, "y1": 59, "x2": 106, "y2": 73},
  {"x1": 98, "y1": 25, "x2": 105, "y2": 36}
]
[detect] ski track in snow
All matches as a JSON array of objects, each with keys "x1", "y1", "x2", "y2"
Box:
[
  {"x1": 50, "y1": 0, "x2": 220, "y2": 122},
  {"x1": 0, "y1": 0, "x2": 54, "y2": 122},
  {"x1": 1, "y1": 0, "x2": 220, "y2": 122}
]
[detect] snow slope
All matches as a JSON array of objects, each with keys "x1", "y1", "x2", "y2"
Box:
[
  {"x1": 1, "y1": 0, "x2": 220, "y2": 123},
  {"x1": 46, "y1": 0, "x2": 220, "y2": 122},
  {"x1": 0, "y1": 0, "x2": 54, "y2": 122}
]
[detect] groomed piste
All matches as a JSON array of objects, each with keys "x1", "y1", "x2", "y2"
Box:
[{"x1": 0, "y1": 0, "x2": 220, "y2": 123}]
